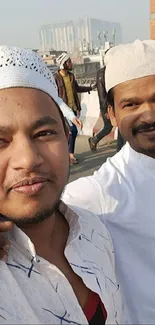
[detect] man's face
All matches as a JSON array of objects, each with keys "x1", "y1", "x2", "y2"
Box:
[
  {"x1": 109, "y1": 75, "x2": 155, "y2": 157},
  {"x1": 0, "y1": 88, "x2": 69, "y2": 224},
  {"x1": 65, "y1": 58, "x2": 73, "y2": 71}
]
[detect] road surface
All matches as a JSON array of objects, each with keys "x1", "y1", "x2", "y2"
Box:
[{"x1": 69, "y1": 135, "x2": 116, "y2": 183}]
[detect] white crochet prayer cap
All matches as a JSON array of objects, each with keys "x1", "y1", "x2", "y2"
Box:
[
  {"x1": 105, "y1": 39, "x2": 155, "y2": 92},
  {"x1": 56, "y1": 53, "x2": 70, "y2": 69},
  {"x1": 0, "y1": 45, "x2": 59, "y2": 104}
]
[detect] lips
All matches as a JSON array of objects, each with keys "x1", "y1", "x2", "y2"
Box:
[
  {"x1": 133, "y1": 122, "x2": 155, "y2": 136},
  {"x1": 12, "y1": 177, "x2": 48, "y2": 189},
  {"x1": 136, "y1": 128, "x2": 155, "y2": 139},
  {"x1": 137, "y1": 126, "x2": 155, "y2": 133},
  {"x1": 10, "y1": 177, "x2": 49, "y2": 196}
]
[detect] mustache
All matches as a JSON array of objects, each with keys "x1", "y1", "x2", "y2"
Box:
[
  {"x1": 5, "y1": 172, "x2": 58, "y2": 192},
  {"x1": 133, "y1": 121, "x2": 155, "y2": 134}
]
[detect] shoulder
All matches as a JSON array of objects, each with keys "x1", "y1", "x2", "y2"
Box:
[
  {"x1": 94, "y1": 146, "x2": 126, "y2": 183},
  {"x1": 98, "y1": 67, "x2": 105, "y2": 74},
  {"x1": 97, "y1": 67, "x2": 105, "y2": 79},
  {"x1": 62, "y1": 175, "x2": 103, "y2": 215},
  {"x1": 69, "y1": 71, "x2": 74, "y2": 76},
  {"x1": 54, "y1": 70, "x2": 61, "y2": 78},
  {"x1": 69, "y1": 71, "x2": 75, "y2": 80},
  {"x1": 68, "y1": 204, "x2": 115, "y2": 264},
  {"x1": 63, "y1": 149, "x2": 126, "y2": 215},
  {"x1": 70, "y1": 204, "x2": 112, "y2": 240}
]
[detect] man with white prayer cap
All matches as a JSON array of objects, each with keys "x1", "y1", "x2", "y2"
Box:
[
  {"x1": 63, "y1": 39, "x2": 155, "y2": 323},
  {"x1": 0, "y1": 46, "x2": 122, "y2": 324}
]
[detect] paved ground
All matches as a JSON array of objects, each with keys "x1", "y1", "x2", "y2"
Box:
[{"x1": 69, "y1": 135, "x2": 117, "y2": 183}]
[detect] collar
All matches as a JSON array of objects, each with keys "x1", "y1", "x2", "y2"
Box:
[
  {"x1": 59, "y1": 70, "x2": 69, "y2": 77},
  {"x1": 8, "y1": 201, "x2": 81, "y2": 261},
  {"x1": 123, "y1": 142, "x2": 155, "y2": 170}
]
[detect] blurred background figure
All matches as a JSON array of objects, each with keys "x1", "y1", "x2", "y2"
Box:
[
  {"x1": 54, "y1": 53, "x2": 94, "y2": 164},
  {"x1": 89, "y1": 66, "x2": 125, "y2": 153},
  {"x1": 88, "y1": 66, "x2": 113, "y2": 151}
]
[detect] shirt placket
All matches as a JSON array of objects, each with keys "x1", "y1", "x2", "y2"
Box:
[{"x1": 36, "y1": 258, "x2": 88, "y2": 325}]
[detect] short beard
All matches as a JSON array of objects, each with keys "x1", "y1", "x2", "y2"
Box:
[
  {"x1": 16, "y1": 201, "x2": 60, "y2": 227},
  {"x1": 0, "y1": 165, "x2": 70, "y2": 227},
  {"x1": 0, "y1": 200, "x2": 60, "y2": 227},
  {"x1": 135, "y1": 145, "x2": 155, "y2": 159}
]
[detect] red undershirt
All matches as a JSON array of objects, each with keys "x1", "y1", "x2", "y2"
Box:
[{"x1": 83, "y1": 291, "x2": 107, "y2": 325}]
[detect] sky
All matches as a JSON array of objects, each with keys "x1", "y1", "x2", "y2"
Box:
[{"x1": 0, "y1": 0, "x2": 150, "y2": 48}]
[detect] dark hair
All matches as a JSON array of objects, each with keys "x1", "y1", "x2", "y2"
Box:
[
  {"x1": 100, "y1": 64, "x2": 114, "y2": 110},
  {"x1": 107, "y1": 88, "x2": 114, "y2": 108}
]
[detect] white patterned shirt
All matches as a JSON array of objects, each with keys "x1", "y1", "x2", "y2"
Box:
[{"x1": 0, "y1": 202, "x2": 122, "y2": 324}]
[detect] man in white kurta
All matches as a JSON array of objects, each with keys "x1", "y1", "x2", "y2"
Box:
[{"x1": 63, "y1": 39, "x2": 155, "y2": 324}]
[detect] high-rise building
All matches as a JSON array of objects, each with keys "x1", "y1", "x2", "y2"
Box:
[
  {"x1": 150, "y1": 0, "x2": 155, "y2": 39},
  {"x1": 39, "y1": 21, "x2": 75, "y2": 52},
  {"x1": 77, "y1": 17, "x2": 121, "y2": 51},
  {"x1": 39, "y1": 17, "x2": 122, "y2": 52}
]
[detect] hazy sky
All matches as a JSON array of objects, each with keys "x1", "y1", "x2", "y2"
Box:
[{"x1": 0, "y1": 0, "x2": 150, "y2": 48}]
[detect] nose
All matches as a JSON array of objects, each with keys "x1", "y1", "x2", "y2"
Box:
[
  {"x1": 10, "y1": 137, "x2": 44, "y2": 171},
  {"x1": 139, "y1": 103, "x2": 155, "y2": 124},
  {"x1": 139, "y1": 109, "x2": 155, "y2": 125}
]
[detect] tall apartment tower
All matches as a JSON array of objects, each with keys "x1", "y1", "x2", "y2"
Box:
[
  {"x1": 39, "y1": 21, "x2": 75, "y2": 52},
  {"x1": 39, "y1": 18, "x2": 122, "y2": 52}
]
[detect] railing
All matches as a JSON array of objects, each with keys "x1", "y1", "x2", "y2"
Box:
[{"x1": 75, "y1": 76, "x2": 96, "y2": 85}]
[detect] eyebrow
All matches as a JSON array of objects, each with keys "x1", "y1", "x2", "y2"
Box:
[
  {"x1": 30, "y1": 116, "x2": 58, "y2": 130},
  {"x1": 0, "y1": 116, "x2": 58, "y2": 135},
  {"x1": 119, "y1": 93, "x2": 155, "y2": 105},
  {"x1": 119, "y1": 97, "x2": 141, "y2": 105}
]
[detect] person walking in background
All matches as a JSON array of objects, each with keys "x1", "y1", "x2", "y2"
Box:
[
  {"x1": 88, "y1": 67, "x2": 113, "y2": 151},
  {"x1": 88, "y1": 66, "x2": 125, "y2": 152},
  {"x1": 54, "y1": 53, "x2": 93, "y2": 164}
]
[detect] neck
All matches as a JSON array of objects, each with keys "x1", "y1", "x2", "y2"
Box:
[
  {"x1": 60, "y1": 69, "x2": 68, "y2": 75},
  {"x1": 21, "y1": 210, "x2": 69, "y2": 264},
  {"x1": 130, "y1": 143, "x2": 155, "y2": 159}
]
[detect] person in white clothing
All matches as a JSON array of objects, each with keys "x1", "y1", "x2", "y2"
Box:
[
  {"x1": 0, "y1": 46, "x2": 122, "y2": 324},
  {"x1": 63, "y1": 39, "x2": 155, "y2": 324}
]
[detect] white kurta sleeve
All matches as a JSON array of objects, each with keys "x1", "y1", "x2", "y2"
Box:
[
  {"x1": 57, "y1": 97, "x2": 75, "y2": 122},
  {"x1": 62, "y1": 175, "x2": 105, "y2": 216},
  {"x1": 63, "y1": 156, "x2": 117, "y2": 221}
]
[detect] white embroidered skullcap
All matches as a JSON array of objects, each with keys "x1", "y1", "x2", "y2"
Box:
[
  {"x1": 56, "y1": 53, "x2": 70, "y2": 69},
  {"x1": 0, "y1": 45, "x2": 59, "y2": 104},
  {"x1": 105, "y1": 39, "x2": 155, "y2": 92}
]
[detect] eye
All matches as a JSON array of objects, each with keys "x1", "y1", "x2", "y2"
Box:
[
  {"x1": 123, "y1": 102, "x2": 137, "y2": 109},
  {"x1": 34, "y1": 130, "x2": 57, "y2": 139}
]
